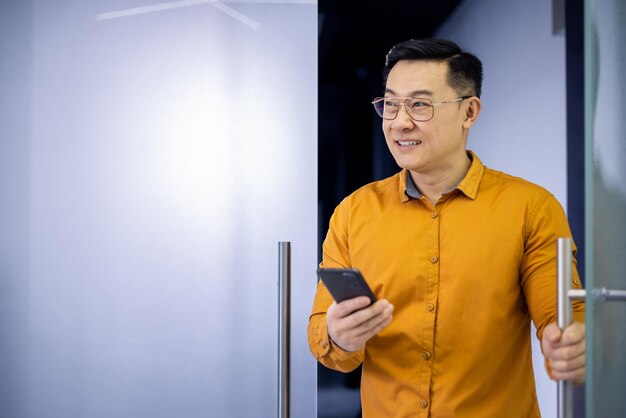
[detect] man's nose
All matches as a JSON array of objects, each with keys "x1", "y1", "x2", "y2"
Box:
[{"x1": 390, "y1": 104, "x2": 415, "y2": 130}]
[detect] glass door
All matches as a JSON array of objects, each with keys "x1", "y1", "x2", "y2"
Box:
[
  {"x1": 0, "y1": 1, "x2": 317, "y2": 417},
  {"x1": 584, "y1": 0, "x2": 626, "y2": 417}
]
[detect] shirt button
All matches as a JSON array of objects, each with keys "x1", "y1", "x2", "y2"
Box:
[
  {"x1": 427, "y1": 303, "x2": 435, "y2": 312},
  {"x1": 420, "y1": 400, "x2": 429, "y2": 408},
  {"x1": 430, "y1": 255, "x2": 438, "y2": 263},
  {"x1": 423, "y1": 351, "x2": 432, "y2": 360},
  {"x1": 431, "y1": 211, "x2": 438, "y2": 218}
]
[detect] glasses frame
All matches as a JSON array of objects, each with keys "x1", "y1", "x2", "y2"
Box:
[{"x1": 371, "y1": 96, "x2": 473, "y2": 122}]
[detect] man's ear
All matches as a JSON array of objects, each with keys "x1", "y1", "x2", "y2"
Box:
[{"x1": 462, "y1": 97, "x2": 481, "y2": 129}]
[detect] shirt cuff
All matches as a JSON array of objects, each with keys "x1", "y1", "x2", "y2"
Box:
[{"x1": 309, "y1": 314, "x2": 364, "y2": 361}]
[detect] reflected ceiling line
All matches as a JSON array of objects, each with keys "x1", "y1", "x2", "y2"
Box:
[
  {"x1": 96, "y1": 0, "x2": 261, "y2": 30},
  {"x1": 223, "y1": 0, "x2": 315, "y2": 3}
]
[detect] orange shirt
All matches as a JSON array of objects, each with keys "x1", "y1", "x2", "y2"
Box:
[{"x1": 308, "y1": 152, "x2": 584, "y2": 418}]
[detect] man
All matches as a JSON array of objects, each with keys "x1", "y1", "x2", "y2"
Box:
[{"x1": 308, "y1": 38, "x2": 585, "y2": 417}]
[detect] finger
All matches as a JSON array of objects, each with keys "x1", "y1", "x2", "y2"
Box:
[
  {"x1": 329, "y1": 308, "x2": 393, "y2": 352},
  {"x1": 342, "y1": 300, "x2": 392, "y2": 332},
  {"x1": 548, "y1": 340, "x2": 585, "y2": 361},
  {"x1": 331, "y1": 296, "x2": 374, "y2": 318},
  {"x1": 336, "y1": 303, "x2": 393, "y2": 343},
  {"x1": 354, "y1": 311, "x2": 393, "y2": 341},
  {"x1": 352, "y1": 304, "x2": 394, "y2": 338},
  {"x1": 328, "y1": 300, "x2": 390, "y2": 339},
  {"x1": 333, "y1": 313, "x2": 393, "y2": 353},
  {"x1": 550, "y1": 364, "x2": 586, "y2": 382},
  {"x1": 550, "y1": 351, "x2": 585, "y2": 372},
  {"x1": 560, "y1": 322, "x2": 586, "y2": 345}
]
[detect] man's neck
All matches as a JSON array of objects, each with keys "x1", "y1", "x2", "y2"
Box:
[{"x1": 409, "y1": 153, "x2": 472, "y2": 205}]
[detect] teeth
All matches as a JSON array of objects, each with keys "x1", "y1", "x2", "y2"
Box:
[{"x1": 398, "y1": 140, "x2": 421, "y2": 146}]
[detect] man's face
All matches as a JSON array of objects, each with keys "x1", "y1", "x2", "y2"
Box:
[{"x1": 383, "y1": 60, "x2": 470, "y2": 175}]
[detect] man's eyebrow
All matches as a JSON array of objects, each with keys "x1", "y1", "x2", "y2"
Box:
[{"x1": 384, "y1": 88, "x2": 434, "y2": 97}]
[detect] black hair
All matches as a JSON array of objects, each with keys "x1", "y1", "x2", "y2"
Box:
[{"x1": 383, "y1": 38, "x2": 483, "y2": 98}]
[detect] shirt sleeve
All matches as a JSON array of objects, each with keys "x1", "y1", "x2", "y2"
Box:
[
  {"x1": 520, "y1": 193, "x2": 585, "y2": 341},
  {"x1": 307, "y1": 198, "x2": 365, "y2": 372}
]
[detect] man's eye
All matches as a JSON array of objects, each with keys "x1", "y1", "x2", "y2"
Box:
[
  {"x1": 384, "y1": 100, "x2": 398, "y2": 107},
  {"x1": 411, "y1": 101, "x2": 429, "y2": 108}
]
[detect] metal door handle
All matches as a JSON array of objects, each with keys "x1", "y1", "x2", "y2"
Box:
[
  {"x1": 278, "y1": 242, "x2": 291, "y2": 418},
  {"x1": 557, "y1": 237, "x2": 575, "y2": 418},
  {"x1": 567, "y1": 288, "x2": 626, "y2": 302},
  {"x1": 590, "y1": 287, "x2": 626, "y2": 301}
]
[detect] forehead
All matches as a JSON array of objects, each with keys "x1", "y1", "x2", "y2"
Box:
[{"x1": 385, "y1": 60, "x2": 450, "y2": 96}]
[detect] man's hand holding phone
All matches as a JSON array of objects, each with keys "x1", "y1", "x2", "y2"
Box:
[{"x1": 326, "y1": 296, "x2": 394, "y2": 352}]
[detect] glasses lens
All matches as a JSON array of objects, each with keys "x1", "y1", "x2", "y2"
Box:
[
  {"x1": 373, "y1": 98, "x2": 434, "y2": 121},
  {"x1": 407, "y1": 98, "x2": 433, "y2": 121},
  {"x1": 373, "y1": 98, "x2": 398, "y2": 119},
  {"x1": 373, "y1": 99, "x2": 384, "y2": 118}
]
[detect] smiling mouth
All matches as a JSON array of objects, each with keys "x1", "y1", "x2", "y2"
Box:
[{"x1": 396, "y1": 140, "x2": 422, "y2": 147}]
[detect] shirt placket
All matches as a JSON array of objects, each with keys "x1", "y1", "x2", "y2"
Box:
[{"x1": 419, "y1": 200, "x2": 439, "y2": 416}]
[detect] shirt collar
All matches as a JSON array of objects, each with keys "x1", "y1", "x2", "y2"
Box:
[
  {"x1": 456, "y1": 150, "x2": 484, "y2": 200},
  {"x1": 400, "y1": 150, "x2": 485, "y2": 202},
  {"x1": 405, "y1": 171, "x2": 421, "y2": 200}
]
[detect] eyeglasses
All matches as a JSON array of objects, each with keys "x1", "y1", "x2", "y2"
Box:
[{"x1": 371, "y1": 96, "x2": 472, "y2": 122}]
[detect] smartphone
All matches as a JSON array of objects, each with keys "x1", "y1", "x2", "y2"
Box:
[{"x1": 317, "y1": 268, "x2": 377, "y2": 304}]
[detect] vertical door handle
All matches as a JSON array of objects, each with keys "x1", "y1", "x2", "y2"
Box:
[
  {"x1": 557, "y1": 237, "x2": 575, "y2": 418},
  {"x1": 278, "y1": 242, "x2": 291, "y2": 418}
]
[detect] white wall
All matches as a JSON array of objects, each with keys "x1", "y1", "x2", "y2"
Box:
[
  {"x1": 437, "y1": 0, "x2": 568, "y2": 207},
  {"x1": 436, "y1": 1, "x2": 567, "y2": 416}
]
